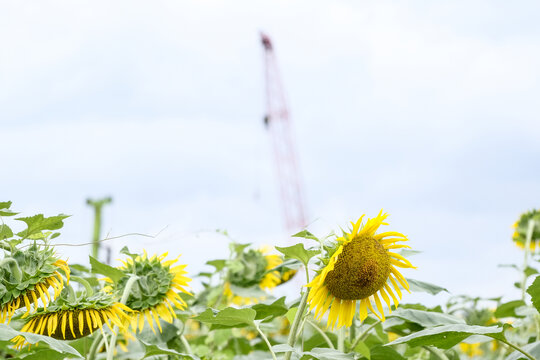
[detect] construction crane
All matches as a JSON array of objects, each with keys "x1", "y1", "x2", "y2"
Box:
[{"x1": 260, "y1": 33, "x2": 307, "y2": 234}]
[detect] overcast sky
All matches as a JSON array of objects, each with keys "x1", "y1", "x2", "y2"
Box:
[{"x1": 2, "y1": 0, "x2": 540, "y2": 306}]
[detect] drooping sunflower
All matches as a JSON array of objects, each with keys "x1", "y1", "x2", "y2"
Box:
[
  {"x1": 108, "y1": 250, "x2": 191, "y2": 334},
  {"x1": 307, "y1": 211, "x2": 416, "y2": 329},
  {"x1": 12, "y1": 291, "x2": 131, "y2": 349},
  {"x1": 0, "y1": 244, "x2": 70, "y2": 324},
  {"x1": 223, "y1": 245, "x2": 284, "y2": 305},
  {"x1": 512, "y1": 210, "x2": 540, "y2": 251}
]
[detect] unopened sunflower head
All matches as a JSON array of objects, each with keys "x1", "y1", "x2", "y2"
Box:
[
  {"x1": 307, "y1": 211, "x2": 416, "y2": 329},
  {"x1": 0, "y1": 244, "x2": 70, "y2": 324},
  {"x1": 109, "y1": 250, "x2": 191, "y2": 334},
  {"x1": 12, "y1": 291, "x2": 130, "y2": 349},
  {"x1": 512, "y1": 210, "x2": 540, "y2": 251},
  {"x1": 223, "y1": 244, "x2": 284, "y2": 305}
]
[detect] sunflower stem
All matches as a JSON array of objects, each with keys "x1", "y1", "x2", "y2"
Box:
[
  {"x1": 284, "y1": 288, "x2": 310, "y2": 360},
  {"x1": 255, "y1": 322, "x2": 277, "y2": 360},
  {"x1": 521, "y1": 219, "x2": 535, "y2": 301},
  {"x1": 294, "y1": 317, "x2": 307, "y2": 344},
  {"x1": 350, "y1": 320, "x2": 378, "y2": 350},
  {"x1": 496, "y1": 337, "x2": 536, "y2": 360},
  {"x1": 423, "y1": 346, "x2": 449, "y2": 360},
  {"x1": 180, "y1": 334, "x2": 193, "y2": 355},
  {"x1": 100, "y1": 328, "x2": 110, "y2": 355},
  {"x1": 306, "y1": 319, "x2": 335, "y2": 349},
  {"x1": 87, "y1": 333, "x2": 104, "y2": 360},
  {"x1": 337, "y1": 327, "x2": 345, "y2": 352},
  {"x1": 349, "y1": 317, "x2": 356, "y2": 347},
  {"x1": 106, "y1": 274, "x2": 138, "y2": 360}
]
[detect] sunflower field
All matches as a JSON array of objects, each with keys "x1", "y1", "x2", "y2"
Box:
[{"x1": 1, "y1": 201, "x2": 540, "y2": 360}]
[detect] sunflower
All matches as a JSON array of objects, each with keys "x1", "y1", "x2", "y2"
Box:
[
  {"x1": 12, "y1": 291, "x2": 131, "y2": 349},
  {"x1": 223, "y1": 245, "x2": 283, "y2": 305},
  {"x1": 108, "y1": 250, "x2": 191, "y2": 334},
  {"x1": 259, "y1": 247, "x2": 283, "y2": 291},
  {"x1": 512, "y1": 210, "x2": 540, "y2": 251},
  {"x1": 459, "y1": 342, "x2": 484, "y2": 357},
  {"x1": 278, "y1": 269, "x2": 298, "y2": 285},
  {"x1": 0, "y1": 244, "x2": 70, "y2": 324},
  {"x1": 306, "y1": 211, "x2": 416, "y2": 329}
]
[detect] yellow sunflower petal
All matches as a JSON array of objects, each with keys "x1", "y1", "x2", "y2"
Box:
[{"x1": 61, "y1": 312, "x2": 67, "y2": 339}]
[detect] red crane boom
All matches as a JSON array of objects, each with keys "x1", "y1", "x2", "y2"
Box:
[{"x1": 261, "y1": 33, "x2": 307, "y2": 234}]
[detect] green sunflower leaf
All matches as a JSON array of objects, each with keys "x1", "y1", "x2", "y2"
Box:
[
  {"x1": 69, "y1": 264, "x2": 91, "y2": 273},
  {"x1": 230, "y1": 243, "x2": 251, "y2": 254},
  {"x1": 194, "y1": 307, "x2": 256, "y2": 329},
  {"x1": 119, "y1": 246, "x2": 139, "y2": 259},
  {"x1": 16, "y1": 214, "x2": 70, "y2": 239},
  {"x1": 0, "y1": 201, "x2": 12, "y2": 209},
  {"x1": 505, "y1": 341, "x2": 540, "y2": 360},
  {"x1": 494, "y1": 300, "x2": 526, "y2": 318},
  {"x1": 19, "y1": 349, "x2": 72, "y2": 360},
  {"x1": 0, "y1": 202, "x2": 18, "y2": 216},
  {"x1": 301, "y1": 348, "x2": 355, "y2": 360},
  {"x1": 251, "y1": 296, "x2": 288, "y2": 320},
  {"x1": 527, "y1": 275, "x2": 540, "y2": 313},
  {"x1": 286, "y1": 306, "x2": 298, "y2": 324},
  {"x1": 89, "y1": 256, "x2": 125, "y2": 283},
  {"x1": 0, "y1": 224, "x2": 13, "y2": 240},
  {"x1": 292, "y1": 230, "x2": 320, "y2": 241},
  {"x1": 406, "y1": 278, "x2": 448, "y2": 295},
  {"x1": 389, "y1": 308, "x2": 465, "y2": 327},
  {"x1": 276, "y1": 243, "x2": 319, "y2": 266},
  {"x1": 304, "y1": 330, "x2": 338, "y2": 351},
  {"x1": 354, "y1": 341, "x2": 370, "y2": 359},
  {"x1": 140, "y1": 340, "x2": 200, "y2": 359},
  {"x1": 386, "y1": 324, "x2": 503, "y2": 350},
  {"x1": 525, "y1": 266, "x2": 539, "y2": 278},
  {"x1": 272, "y1": 344, "x2": 296, "y2": 353},
  {"x1": 0, "y1": 324, "x2": 82, "y2": 357},
  {"x1": 369, "y1": 345, "x2": 405, "y2": 360},
  {"x1": 67, "y1": 336, "x2": 94, "y2": 357},
  {"x1": 398, "y1": 249, "x2": 422, "y2": 257},
  {"x1": 197, "y1": 272, "x2": 213, "y2": 278},
  {"x1": 206, "y1": 259, "x2": 227, "y2": 271}
]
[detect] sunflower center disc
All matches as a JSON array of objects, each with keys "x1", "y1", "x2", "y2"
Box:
[{"x1": 325, "y1": 235, "x2": 391, "y2": 300}]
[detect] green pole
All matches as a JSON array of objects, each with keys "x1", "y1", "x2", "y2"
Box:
[{"x1": 86, "y1": 197, "x2": 112, "y2": 260}]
